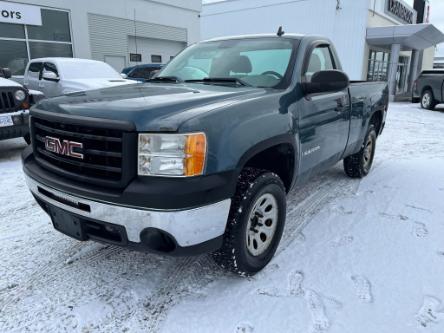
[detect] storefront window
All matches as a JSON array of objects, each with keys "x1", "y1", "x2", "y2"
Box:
[
  {"x1": 29, "y1": 42, "x2": 73, "y2": 59},
  {"x1": 0, "y1": 22, "x2": 25, "y2": 39},
  {"x1": 0, "y1": 8, "x2": 73, "y2": 75},
  {"x1": 0, "y1": 40, "x2": 28, "y2": 75},
  {"x1": 367, "y1": 50, "x2": 390, "y2": 81},
  {"x1": 27, "y1": 9, "x2": 71, "y2": 42}
]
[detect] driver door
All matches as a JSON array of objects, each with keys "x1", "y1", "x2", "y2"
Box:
[{"x1": 298, "y1": 44, "x2": 350, "y2": 176}]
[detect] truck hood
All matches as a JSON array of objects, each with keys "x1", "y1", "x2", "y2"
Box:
[
  {"x1": 33, "y1": 83, "x2": 267, "y2": 131},
  {"x1": 0, "y1": 77, "x2": 23, "y2": 88},
  {"x1": 61, "y1": 78, "x2": 137, "y2": 93}
]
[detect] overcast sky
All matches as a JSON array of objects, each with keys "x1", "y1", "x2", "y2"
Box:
[{"x1": 202, "y1": 0, "x2": 444, "y2": 56}]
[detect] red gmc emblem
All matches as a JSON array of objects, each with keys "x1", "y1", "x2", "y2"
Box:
[{"x1": 44, "y1": 136, "x2": 84, "y2": 159}]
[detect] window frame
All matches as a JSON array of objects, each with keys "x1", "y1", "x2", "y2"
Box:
[{"x1": 302, "y1": 42, "x2": 338, "y2": 82}]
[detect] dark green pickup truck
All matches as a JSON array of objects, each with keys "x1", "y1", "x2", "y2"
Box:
[{"x1": 23, "y1": 34, "x2": 388, "y2": 275}]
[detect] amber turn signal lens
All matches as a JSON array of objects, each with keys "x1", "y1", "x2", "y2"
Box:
[
  {"x1": 21, "y1": 101, "x2": 30, "y2": 110},
  {"x1": 185, "y1": 133, "x2": 206, "y2": 176}
]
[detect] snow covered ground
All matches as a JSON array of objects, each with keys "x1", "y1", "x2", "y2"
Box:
[{"x1": 1, "y1": 102, "x2": 444, "y2": 333}]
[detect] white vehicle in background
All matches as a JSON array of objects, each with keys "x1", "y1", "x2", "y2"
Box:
[{"x1": 23, "y1": 58, "x2": 136, "y2": 98}]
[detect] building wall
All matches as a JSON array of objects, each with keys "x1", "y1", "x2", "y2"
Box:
[
  {"x1": 363, "y1": 8, "x2": 399, "y2": 79},
  {"x1": 422, "y1": 47, "x2": 435, "y2": 70},
  {"x1": 127, "y1": 36, "x2": 186, "y2": 66},
  {"x1": 5, "y1": 0, "x2": 201, "y2": 65},
  {"x1": 201, "y1": 0, "x2": 370, "y2": 80}
]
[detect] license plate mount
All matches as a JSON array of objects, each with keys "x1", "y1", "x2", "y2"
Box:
[{"x1": 48, "y1": 205, "x2": 87, "y2": 241}]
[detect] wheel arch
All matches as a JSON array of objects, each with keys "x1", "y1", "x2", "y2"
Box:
[
  {"x1": 236, "y1": 134, "x2": 298, "y2": 192},
  {"x1": 369, "y1": 109, "x2": 384, "y2": 136},
  {"x1": 421, "y1": 85, "x2": 434, "y2": 97}
]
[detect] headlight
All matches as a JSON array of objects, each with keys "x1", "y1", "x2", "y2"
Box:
[
  {"x1": 14, "y1": 89, "x2": 26, "y2": 102},
  {"x1": 138, "y1": 133, "x2": 207, "y2": 177}
]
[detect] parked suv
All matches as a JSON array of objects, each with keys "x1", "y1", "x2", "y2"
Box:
[
  {"x1": 0, "y1": 68, "x2": 43, "y2": 143},
  {"x1": 413, "y1": 70, "x2": 444, "y2": 110},
  {"x1": 23, "y1": 34, "x2": 388, "y2": 275}
]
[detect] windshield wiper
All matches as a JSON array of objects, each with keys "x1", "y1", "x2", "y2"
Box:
[
  {"x1": 185, "y1": 77, "x2": 251, "y2": 87},
  {"x1": 148, "y1": 76, "x2": 182, "y2": 83}
]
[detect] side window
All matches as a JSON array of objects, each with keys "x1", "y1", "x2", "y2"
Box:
[
  {"x1": 305, "y1": 46, "x2": 336, "y2": 81},
  {"x1": 130, "y1": 67, "x2": 155, "y2": 79},
  {"x1": 28, "y1": 62, "x2": 43, "y2": 79}
]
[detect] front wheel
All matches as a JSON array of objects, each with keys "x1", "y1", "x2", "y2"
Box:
[
  {"x1": 343, "y1": 125, "x2": 377, "y2": 178},
  {"x1": 212, "y1": 168, "x2": 286, "y2": 276}
]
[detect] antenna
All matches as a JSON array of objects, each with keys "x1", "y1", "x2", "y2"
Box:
[
  {"x1": 134, "y1": 9, "x2": 139, "y2": 62},
  {"x1": 277, "y1": 26, "x2": 285, "y2": 37}
]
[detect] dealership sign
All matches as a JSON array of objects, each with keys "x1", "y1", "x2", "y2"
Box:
[
  {"x1": 386, "y1": 0, "x2": 417, "y2": 24},
  {"x1": 0, "y1": 1, "x2": 42, "y2": 26}
]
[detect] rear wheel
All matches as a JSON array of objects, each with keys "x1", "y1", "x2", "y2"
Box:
[
  {"x1": 421, "y1": 90, "x2": 437, "y2": 110},
  {"x1": 343, "y1": 125, "x2": 377, "y2": 178},
  {"x1": 212, "y1": 168, "x2": 286, "y2": 276}
]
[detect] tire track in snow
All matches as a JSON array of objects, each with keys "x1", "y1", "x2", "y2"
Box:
[
  {"x1": 278, "y1": 167, "x2": 361, "y2": 254},
  {"x1": 143, "y1": 255, "x2": 222, "y2": 333},
  {"x1": 0, "y1": 241, "x2": 119, "y2": 313}
]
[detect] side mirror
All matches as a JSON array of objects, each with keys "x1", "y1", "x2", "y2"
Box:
[
  {"x1": 303, "y1": 70, "x2": 349, "y2": 94},
  {"x1": 120, "y1": 73, "x2": 128, "y2": 79},
  {"x1": 42, "y1": 71, "x2": 59, "y2": 82},
  {"x1": 1, "y1": 68, "x2": 12, "y2": 79}
]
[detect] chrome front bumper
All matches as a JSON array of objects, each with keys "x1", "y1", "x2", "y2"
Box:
[{"x1": 25, "y1": 174, "x2": 231, "y2": 247}]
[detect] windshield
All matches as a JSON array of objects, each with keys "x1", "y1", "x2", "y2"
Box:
[
  {"x1": 62, "y1": 62, "x2": 121, "y2": 80},
  {"x1": 157, "y1": 38, "x2": 297, "y2": 88}
]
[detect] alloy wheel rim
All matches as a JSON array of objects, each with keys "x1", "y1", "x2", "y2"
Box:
[
  {"x1": 246, "y1": 193, "x2": 278, "y2": 256},
  {"x1": 422, "y1": 93, "x2": 430, "y2": 108},
  {"x1": 363, "y1": 136, "x2": 374, "y2": 170}
]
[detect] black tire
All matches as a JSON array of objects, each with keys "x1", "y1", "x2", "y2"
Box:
[
  {"x1": 23, "y1": 133, "x2": 31, "y2": 145},
  {"x1": 343, "y1": 125, "x2": 377, "y2": 178},
  {"x1": 212, "y1": 168, "x2": 286, "y2": 276},
  {"x1": 421, "y1": 90, "x2": 437, "y2": 110}
]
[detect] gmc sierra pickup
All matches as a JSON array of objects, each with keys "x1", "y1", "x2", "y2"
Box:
[{"x1": 23, "y1": 34, "x2": 388, "y2": 276}]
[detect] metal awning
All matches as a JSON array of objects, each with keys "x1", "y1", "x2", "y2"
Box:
[{"x1": 367, "y1": 24, "x2": 444, "y2": 51}]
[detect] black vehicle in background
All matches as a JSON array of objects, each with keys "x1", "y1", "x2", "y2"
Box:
[
  {"x1": 122, "y1": 64, "x2": 163, "y2": 82},
  {"x1": 413, "y1": 70, "x2": 444, "y2": 110}
]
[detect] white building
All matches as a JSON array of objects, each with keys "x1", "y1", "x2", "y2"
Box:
[
  {"x1": 201, "y1": 0, "x2": 444, "y2": 100},
  {"x1": 0, "y1": 0, "x2": 201, "y2": 74}
]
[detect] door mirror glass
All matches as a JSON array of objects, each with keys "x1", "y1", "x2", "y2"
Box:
[
  {"x1": 303, "y1": 70, "x2": 349, "y2": 94},
  {"x1": 42, "y1": 70, "x2": 59, "y2": 82}
]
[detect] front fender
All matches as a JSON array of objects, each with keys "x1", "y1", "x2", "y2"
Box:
[{"x1": 179, "y1": 93, "x2": 296, "y2": 175}]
